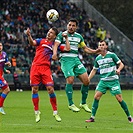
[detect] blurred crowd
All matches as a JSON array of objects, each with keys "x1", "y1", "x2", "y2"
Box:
[{"x1": 0, "y1": 0, "x2": 132, "y2": 78}]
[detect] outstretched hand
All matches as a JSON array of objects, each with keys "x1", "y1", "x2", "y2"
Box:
[
  {"x1": 116, "y1": 69, "x2": 120, "y2": 75},
  {"x1": 5, "y1": 61, "x2": 11, "y2": 67},
  {"x1": 25, "y1": 28, "x2": 31, "y2": 36},
  {"x1": 62, "y1": 33, "x2": 68, "y2": 39},
  {"x1": 6, "y1": 69, "x2": 11, "y2": 74},
  {"x1": 96, "y1": 47, "x2": 102, "y2": 54}
]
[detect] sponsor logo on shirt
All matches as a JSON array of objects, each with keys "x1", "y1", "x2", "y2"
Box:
[{"x1": 0, "y1": 59, "x2": 5, "y2": 63}]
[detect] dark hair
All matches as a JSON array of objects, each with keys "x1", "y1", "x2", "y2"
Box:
[
  {"x1": 51, "y1": 27, "x2": 59, "y2": 36},
  {"x1": 68, "y1": 18, "x2": 78, "y2": 26},
  {"x1": 99, "y1": 40, "x2": 108, "y2": 45}
]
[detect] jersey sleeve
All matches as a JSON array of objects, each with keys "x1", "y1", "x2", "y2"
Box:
[
  {"x1": 35, "y1": 38, "x2": 42, "y2": 46},
  {"x1": 5, "y1": 53, "x2": 9, "y2": 63},
  {"x1": 112, "y1": 53, "x2": 121, "y2": 64},
  {"x1": 93, "y1": 57, "x2": 99, "y2": 69},
  {"x1": 55, "y1": 32, "x2": 63, "y2": 44},
  {"x1": 56, "y1": 32, "x2": 66, "y2": 52},
  {"x1": 78, "y1": 35, "x2": 86, "y2": 48},
  {"x1": 4, "y1": 67, "x2": 7, "y2": 73}
]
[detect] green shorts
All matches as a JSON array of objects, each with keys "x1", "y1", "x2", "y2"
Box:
[
  {"x1": 96, "y1": 80, "x2": 121, "y2": 96},
  {"x1": 60, "y1": 57, "x2": 87, "y2": 78}
]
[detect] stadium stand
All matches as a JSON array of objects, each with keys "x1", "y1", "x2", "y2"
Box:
[{"x1": 0, "y1": 0, "x2": 132, "y2": 89}]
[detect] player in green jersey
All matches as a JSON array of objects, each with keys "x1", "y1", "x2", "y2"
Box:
[
  {"x1": 85, "y1": 40, "x2": 133, "y2": 123},
  {"x1": 52, "y1": 18, "x2": 100, "y2": 112}
]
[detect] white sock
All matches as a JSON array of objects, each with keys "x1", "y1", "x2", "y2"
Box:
[
  {"x1": 35, "y1": 110, "x2": 39, "y2": 114},
  {"x1": 53, "y1": 110, "x2": 57, "y2": 115}
]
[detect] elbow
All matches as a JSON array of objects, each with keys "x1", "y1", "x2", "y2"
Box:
[
  {"x1": 84, "y1": 49, "x2": 88, "y2": 53},
  {"x1": 66, "y1": 47, "x2": 71, "y2": 51},
  {"x1": 84, "y1": 48, "x2": 93, "y2": 54},
  {"x1": 64, "y1": 47, "x2": 71, "y2": 51},
  {"x1": 122, "y1": 63, "x2": 124, "y2": 68},
  {"x1": 121, "y1": 61, "x2": 124, "y2": 67},
  {"x1": 119, "y1": 62, "x2": 124, "y2": 69}
]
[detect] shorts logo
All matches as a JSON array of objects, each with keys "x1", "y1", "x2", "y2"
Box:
[
  {"x1": 68, "y1": 72, "x2": 70, "y2": 75},
  {"x1": 111, "y1": 86, "x2": 119, "y2": 91},
  {"x1": 78, "y1": 64, "x2": 84, "y2": 69}
]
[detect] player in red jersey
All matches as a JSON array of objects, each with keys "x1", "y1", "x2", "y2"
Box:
[
  {"x1": 25, "y1": 27, "x2": 61, "y2": 123},
  {"x1": 0, "y1": 42, "x2": 11, "y2": 115}
]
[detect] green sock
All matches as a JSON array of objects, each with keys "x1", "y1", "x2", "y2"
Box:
[
  {"x1": 119, "y1": 100, "x2": 130, "y2": 117},
  {"x1": 92, "y1": 99, "x2": 99, "y2": 117},
  {"x1": 65, "y1": 84, "x2": 73, "y2": 106},
  {"x1": 81, "y1": 84, "x2": 89, "y2": 104}
]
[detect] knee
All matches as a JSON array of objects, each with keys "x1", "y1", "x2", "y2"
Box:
[
  {"x1": 47, "y1": 86, "x2": 54, "y2": 94},
  {"x1": 83, "y1": 80, "x2": 90, "y2": 86},
  {"x1": 84, "y1": 82, "x2": 89, "y2": 86},
  {"x1": 32, "y1": 86, "x2": 39, "y2": 94},
  {"x1": 94, "y1": 94, "x2": 101, "y2": 100},
  {"x1": 94, "y1": 96, "x2": 99, "y2": 100},
  {"x1": 116, "y1": 94, "x2": 122, "y2": 102},
  {"x1": 3, "y1": 86, "x2": 10, "y2": 94},
  {"x1": 66, "y1": 77, "x2": 74, "y2": 84},
  {"x1": 8, "y1": 88, "x2": 10, "y2": 93}
]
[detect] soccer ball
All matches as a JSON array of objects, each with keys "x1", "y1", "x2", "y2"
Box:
[{"x1": 46, "y1": 9, "x2": 59, "y2": 22}]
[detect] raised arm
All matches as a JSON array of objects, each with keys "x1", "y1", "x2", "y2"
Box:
[
  {"x1": 83, "y1": 45, "x2": 101, "y2": 54},
  {"x1": 52, "y1": 41, "x2": 60, "y2": 60},
  {"x1": 62, "y1": 33, "x2": 70, "y2": 51},
  {"x1": 25, "y1": 28, "x2": 36, "y2": 46},
  {"x1": 52, "y1": 33, "x2": 70, "y2": 60}
]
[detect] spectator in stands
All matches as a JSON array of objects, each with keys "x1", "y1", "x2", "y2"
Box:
[
  {"x1": 11, "y1": 55, "x2": 17, "y2": 72},
  {"x1": 0, "y1": 0, "x2": 131, "y2": 78},
  {"x1": 96, "y1": 26, "x2": 106, "y2": 41},
  {"x1": 13, "y1": 71, "x2": 23, "y2": 92},
  {"x1": 105, "y1": 31, "x2": 115, "y2": 51}
]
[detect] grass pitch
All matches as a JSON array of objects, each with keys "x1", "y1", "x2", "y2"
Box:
[{"x1": 0, "y1": 90, "x2": 133, "y2": 133}]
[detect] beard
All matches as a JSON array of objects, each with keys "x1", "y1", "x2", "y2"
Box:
[{"x1": 68, "y1": 29, "x2": 75, "y2": 34}]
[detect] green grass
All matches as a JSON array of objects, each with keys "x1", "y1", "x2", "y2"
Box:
[{"x1": 0, "y1": 90, "x2": 133, "y2": 133}]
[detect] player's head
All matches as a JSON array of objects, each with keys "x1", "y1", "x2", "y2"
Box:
[
  {"x1": 46, "y1": 27, "x2": 58, "y2": 41},
  {"x1": 98, "y1": 40, "x2": 108, "y2": 51},
  {"x1": 67, "y1": 18, "x2": 78, "y2": 34},
  {"x1": 0, "y1": 42, "x2": 3, "y2": 52},
  {"x1": 51, "y1": 27, "x2": 59, "y2": 36}
]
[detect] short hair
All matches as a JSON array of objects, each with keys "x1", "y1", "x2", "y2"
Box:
[
  {"x1": 68, "y1": 18, "x2": 78, "y2": 26},
  {"x1": 99, "y1": 40, "x2": 108, "y2": 45},
  {"x1": 51, "y1": 27, "x2": 59, "y2": 36}
]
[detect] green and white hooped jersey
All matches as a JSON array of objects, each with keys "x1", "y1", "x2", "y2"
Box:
[
  {"x1": 55, "y1": 31, "x2": 85, "y2": 58},
  {"x1": 94, "y1": 51, "x2": 121, "y2": 81}
]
